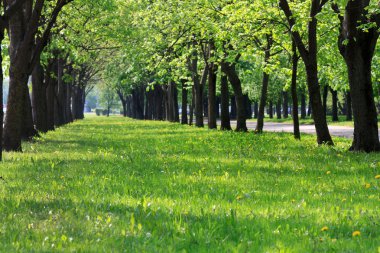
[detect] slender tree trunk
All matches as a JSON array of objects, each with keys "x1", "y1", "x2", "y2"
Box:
[
  {"x1": 291, "y1": 41, "x2": 300, "y2": 139},
  {"x1": 189, "y1": 86, "x2": 194, "y2": 125},
  {"x1": 276, "y1": 96, "x2": 282, "y2": 119},
  {"x1": 345, "y1": 91, "x2": 352, "y2": 121},
  {"x1": 323, "y1": 85, "x2": 328, "y2": 116},
  {"x1": 221, "y1": 61, "x2": 247, "y2": 132},
  {"x1": 254, "y1": 102, "x2": 258, "y2": 119},
  {"x1": 220, "y1": 69, "x2": 231, "y2": 130},
  {"x1": 256, "y1": 34, "x2": 273, "y2": 133},
  {"x1": 331, "y1": 88, "x2": 338, "y2": 122},
  {"x1": 181, "y1": 80, "x2": 188, "y2": 124},
  {"x1": 208, "y1": 61, "x2": 218, "y2": 129},
  {"x1": 280, "y1": 0, "x2": 333, "y2": 145},
  {"x1": 21, "y1": 84, "x2": 38, "y2": 140},
  {"x1": 269, "y1": 101, "x2": 273, "y2": 119},
  {"x1": 230, "y1": 96, "x2": 236, "y2": 120}
]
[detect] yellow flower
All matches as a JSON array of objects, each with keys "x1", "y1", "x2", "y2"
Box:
[
  {"x1": 375, "y1": 175, "x2": 380, "y2": 179},
  {"x1": 352, "y1": 231, "x2": 361, "y2": 237},
  {"x1": 326, "y1": 171, "x2": 331, "y2": 175},
  {"x1": 331, "y1": 238, "x2": 337, "y2": 243},
  {"x1": 365, "y1": 183, "x2": 371, "y2": 189},
  {"x1": 321, "y1": 226, "x2": 329, "y2": 232}
]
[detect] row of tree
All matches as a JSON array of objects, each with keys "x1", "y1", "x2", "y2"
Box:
[
  {"x1": 0, "y1": 0, "x2": 116, "y2": 160},
  {"x1": 103, "y1": 0, "x2": 380, "y2": 152}
]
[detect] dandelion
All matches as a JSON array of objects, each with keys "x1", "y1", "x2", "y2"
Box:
[
  {"x1": 375, "y1": 175, "x2": 380, "y2": 179},
  {"x1": 321, "y1": 226, "x2": 329, "y2": 232},
  {"x1": 326, "y1": 171, "x2": 331, "y2": 175},
  {"x1": 352, "y1": 231, "x2": 361, "y2": 237},
  {"x1": 365, "y1": 183, "x2": 371, "y2": 189}
]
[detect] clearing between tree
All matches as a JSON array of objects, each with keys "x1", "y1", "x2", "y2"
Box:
[{"x1": 0, "y1": 116, "x2": 379, "y2": 252}]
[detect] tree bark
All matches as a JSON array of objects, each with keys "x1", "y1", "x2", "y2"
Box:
[
  {"x1": 32, "y1": 61, "x2": 48, "y2": 132},
  {"x1": 181, "y1": 80, "x2": 188, "y2": 124},
  {"x1": 280, "y1": 0, "x2": 333, "y2": 145},
  {"x1": 322, "y1": 85, "x2": 328, "y2": 116},
  {"x1": 331, "y1": 88, "x2": 338, "y2": 122},
  {"x1": 291, "y1": 41, "x2": 300, "y2": 139},
  {"x1": 334, "y1": 0, "x2": 380, "y2": 151},
  {"x1": 207, "y1": 58, "x2": 218, "y2": 129},
  {"x1": 345, "y1": 91, "x2": 352, "y2": 121},
  {"x1": 256, "y1": 34, "x2": 273, "y2": 133},
  {"x1": 220, "y1": 69, "x2": 231, "y2": 130},
  {"x1": 221, "y1": 61, "x2": 247, "y2": 132},
  {"x1": 276, "y1": 96, "x2": 282, "y2": 119}
]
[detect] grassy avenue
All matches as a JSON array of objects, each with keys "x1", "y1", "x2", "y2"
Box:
[{"x1": 0, "y1": 116, "x2": 379, "y2": 252}]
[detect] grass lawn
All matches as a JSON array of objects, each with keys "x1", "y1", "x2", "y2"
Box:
[
  {"x1": 0, "y1": 116, "x2": 379, "y2": 252},
  {"x1": 254, "y1": 115, "x2": 359, "y2": 127}
]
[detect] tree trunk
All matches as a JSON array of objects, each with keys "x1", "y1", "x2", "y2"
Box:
[
  {"x1": 254, "y1": 102, "x2": 258, "y2": 119},
  {"x1": 221, "y1": 61, "x2": 247, "y2": 131},
  {"x1": 220, "y1": 70, "x2": 231, "y2": 130},
  {"x1": 345, "y1": 91, "x2": 352, "y2": 121},
  {"x1": 269, "y1": 101, "x2": 273, "y2": 119},
  {"x1": 230, "y1": 96, "x2": 236, "y2": 120},
  {"x1": 291, "y1": 41, "x2": 300, "y2": 139},
  {"x1": 337, "y1": 0, "x2": 380, "y2": 151},
  {"x1": 256, "y1": 34, "x2": 273, "y2": 133},
  {"x1": 280, "y1": 0, "x2": 333, "y2": 145},
  {"x1": 276, "y1": 96, "x2": 282, "y2": 119},
  {"x1": 181, "y1": 80, "x2": 188, "y2": 124},
  {"x1": 331, "y1": 88, "x2": 338, "y2": 122},
  {"x1": 189, "y1": 86, "x2": 194, "y2": 125},
  {"x1": 21, "y1": 84, "x2": 38, "y2": 140},
  {"x1": 208, "y1": 60, "x2": 218, "y2": 129},
  {"x1": 32, "y1": 62, "x2": 48, "y2": 132},
  {"x1": 323, "y1": 85, "x2": 328, "y2": 116}
]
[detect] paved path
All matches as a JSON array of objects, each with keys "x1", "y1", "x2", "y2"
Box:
[{"x1": 224, "y1": 120, "x2": 366, "y2": 139}]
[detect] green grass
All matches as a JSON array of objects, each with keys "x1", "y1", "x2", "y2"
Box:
[{"x1": 0, "y1": 115, "x2": 379, "y2": 252}]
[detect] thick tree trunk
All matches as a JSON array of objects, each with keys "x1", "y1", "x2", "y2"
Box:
[
  {"x1": 220, "y1": 70, "x2": 231, "y2": 130},
  {"x1": 337, "y1": 0, "x2": 380, "y2": 151},
  {"x1": 32, "y1": 62, "x2": 48, "y2": 132},
  {"x1": 345, "y1": 91, "x2": 352, "y2": 121}
]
